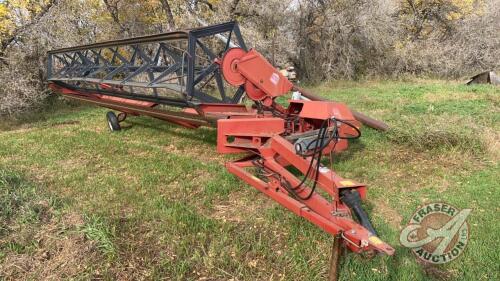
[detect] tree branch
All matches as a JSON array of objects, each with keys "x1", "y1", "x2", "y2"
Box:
[
  {"x1": 0, "y1": 0, "x2": 58, "y2": 59},
  {"x1": 159, "y1": 0, "x2": 176, "y2": 31},
  {"x1": 102, "y1": 0, "x2": 130, "y2": 35},
  {"x1": 230, "y1": 0, "x2": 241, "y2": 19}
]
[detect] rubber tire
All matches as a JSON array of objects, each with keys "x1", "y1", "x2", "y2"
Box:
[
  {"x1": 117, "y1": 112, "x2": 127, "y2": 123},
  {"x1": 106, "y1": 111, "x2": 121, "y2": 132}
]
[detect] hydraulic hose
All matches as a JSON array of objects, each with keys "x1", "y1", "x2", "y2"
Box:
[{"x1": 340, "y1": 189, "x2": 378, "y2": 236}]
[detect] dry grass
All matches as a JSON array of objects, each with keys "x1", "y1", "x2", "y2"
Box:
[
  {"x1": 0, "y1": 214, "x2": 98, "y2": 280},
  {"x1": 0, "y1": 80, "x2": 498, "y2": 280}
]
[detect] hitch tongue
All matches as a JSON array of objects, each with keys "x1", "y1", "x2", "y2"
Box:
[{"x1": 340, "y1": 189, "x2": 378, "y2": 235}]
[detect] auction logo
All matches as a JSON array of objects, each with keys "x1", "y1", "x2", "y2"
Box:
[{"x1": 399, "y1": 202, "x2": 471, "y2": 264}]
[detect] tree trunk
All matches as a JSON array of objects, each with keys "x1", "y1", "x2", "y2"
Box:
[
  {"x1": 103, "y1": 0, "x2": 129, "y2": 36},
  {"x1": 230, "y1": 0, "x2": 241, "y2": 19},
  {"x1": 159, "y1": 0, "x2": 176, "y2": 31}
]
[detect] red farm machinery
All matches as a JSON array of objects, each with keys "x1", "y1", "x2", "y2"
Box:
[{"x1": 47, "y1": 21, "x2": 394, "y2": 279}]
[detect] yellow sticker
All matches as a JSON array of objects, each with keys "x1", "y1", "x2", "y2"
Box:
[
  {"x1": 369, "y1": 236, "x2": 383, "y2": 245},
  {"x1": 340, "y1": 180, "x2": 356, "y2": 186}
]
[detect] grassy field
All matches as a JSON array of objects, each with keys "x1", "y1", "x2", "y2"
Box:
[{"x1": 0, "y1": 80, "x2": 498, "y2": 280}]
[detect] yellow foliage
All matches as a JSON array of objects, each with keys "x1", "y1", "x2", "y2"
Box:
[
  {"x1": 447, "y1": 0, "x2": 481, "y2": 19},
  {"x1": 399, "y1": 0, "x2": 485, "y2": 39},
  {"x1": 0, "y1": 3, "x2": 14, "y2": 39},
  {"x1": 0, "y1": 4, "x2": 9, "y2": 19},
  {"x1": 407, "y1": 0, "x2": 482, "y2": 18}
]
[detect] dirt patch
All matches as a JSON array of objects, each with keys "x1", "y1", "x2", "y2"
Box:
[
  {"x1": 0, "y1": 155, "x2": 23, "y2": 165},
  {"x1": 0, "y1": 213, "x2": 100, "y2": 280},
  {"x1": 111, "y1": 219, "x2": 176, "y2": 280},
  {"x1": 156, "y1": 169, "x2": 217, "y2": 201},
  {"x1": 123, "y1": 138, "x2": 226, "y2": 165},
  {"x1": 419, "y1": 260, "x2": 456, "y2": 280},
  {"x1": 56, "y1": 157, "x2": 90, "y2": 172},
  {"x1": 1, "y1": 120, "x2": 79, "y2": 135},
  {"x1": 370, "y1": 147, "x2": 481, "y2": 193},
  {"x1": 423, "y1": 92, "x2": 480, "y2": 103},
  {"x1": 51, "y1": 120, "x2": 81, "y2": 128},
  {"x1": 371, "y1": 198, "x2": 403, "y2": 229},
  {"x1": 162, "y1": 143, "x2": 227, "y2": 165},
  {"x1": 127, "y1": 146, "x2": 154, "y2": 158},
  {"x1": 481, "y1": 127, "x2": 500, "y2": 162},
  {"x1": 55, "y1": 154, "x2": 108, "y2": 179},
  {"x1": 208, "y1": 189, "x2": 275, "y2": 224},
  {"x1": 0, "y1": 125, "x2": 37, "y2": 135}
]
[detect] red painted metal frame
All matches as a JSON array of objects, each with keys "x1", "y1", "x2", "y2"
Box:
[
  {"x1": 219, "y1": 115, "x2": 393, "y2": 255},
  {"x1": 48, "y1": 45, "x2": 396, "y2": 257},
  {"x1": 217, "y1": 48, "x2": 394, "y2": 255}
]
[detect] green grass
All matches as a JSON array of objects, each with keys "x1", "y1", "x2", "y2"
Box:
[
  {"x1": 0, "y1": 168, "x2": 46, "y2": 260},
  {"x1": 81, "y1": 214, "x2": 117, "y2": 260},
  {"x1": 0, "y1": 80, "x2": 498, "y2": 280}
]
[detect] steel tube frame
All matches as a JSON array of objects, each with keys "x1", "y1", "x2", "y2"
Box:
[{"x1": 48, "y1": 22, "x2": 247, "y2": 107}]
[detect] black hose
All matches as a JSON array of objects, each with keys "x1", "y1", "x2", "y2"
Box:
[
  {"x1": 289, "y1": 119, "x2": 331, "y2": 200},
  {"x1": 340, "y1": 189, "x2": 378, "y2": 235},
  {"x1": 265, "y1": 117, "x2": 362, "y2": 202}
]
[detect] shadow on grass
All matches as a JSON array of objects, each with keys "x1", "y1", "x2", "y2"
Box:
[
  {"x1": 125, "y1": 117, "x2": 368, "y2": 158},
  {"x1": 332, "y1": 138, "x2": 366, "y2": 162},
  {"x1": 125, "y1": 118, "x2": 218, "y2": 146}
]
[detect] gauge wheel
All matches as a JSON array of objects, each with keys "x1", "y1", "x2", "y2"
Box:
[{"x1": 106, "y1": 111, "x2": 121, "y2": 132}]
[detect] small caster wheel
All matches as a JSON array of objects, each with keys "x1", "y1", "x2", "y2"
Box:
[
  {"x1": 117, "y1": 112, "x2": 127, "y2": 123},
  {"x1": 106, "y1": 111, "x2": 121, "y2": 132}
]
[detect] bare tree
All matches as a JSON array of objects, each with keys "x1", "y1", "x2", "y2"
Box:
[
  {"x1": 1, "y1": 0, "x2": 498, "y2": 116},
  {"x1": 399, "y1": 0, "x2": 463, "y2": 41},
  {"x1": 159, "y1": 0, "x2": 176, "y2": 30},
  {"x1": 292, "y1": 0, "x2": 397, "y2": 80},
  {"x1": 229, "y1": 0, "x2": 241, "y2": 19},
  {"x1": 0, "y1": 0, "x2": 59, "y2": 65},
  {"x1": 0, "y1": 0, "x2": 100, "y2": 116},
  {"x1": 102, "y1": 0, "x2": 130, "y2": 36}
]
